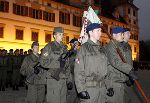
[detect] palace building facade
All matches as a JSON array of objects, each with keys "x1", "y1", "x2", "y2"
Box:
[{"x1": 0, "y1": 0, "x2": 139, "y2": 60}]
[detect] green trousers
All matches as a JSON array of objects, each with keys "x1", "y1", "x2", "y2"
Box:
[
  {"x1": 80, "y1": 87, "x2": 107, "y2": 103},
  {"x1": 26, "y1": 84, "x2": 46, "y2": 103},
  {"x1": 47, "y1": 78, "x2": 67, "y2": 103},
  {"x1": 106, "y1": 82, "x2": 124, "y2": 103}
]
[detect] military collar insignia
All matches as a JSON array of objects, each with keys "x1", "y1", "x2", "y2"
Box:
[{"x1": 43, "y1": 52, "x2": 48, "y2": 57}]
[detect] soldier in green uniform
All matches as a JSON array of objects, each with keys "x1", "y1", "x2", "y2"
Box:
[
  {"x1": 74, "y1": 23, "x2": 108, "y2": 103},
  {"x1": 67, "y1": 38, "x2": 79, "y2": 103},
  {"x1": 122, "y1": 28, "x2": 141, "y2": 103},
  {"x1": 20, "y1": 41, "x2": 46, "y2": 103},
  {"x1": 40, "y1": 27, "x2": 71, "y2": 103},
  {"x1": 12, "y1": 49, "x2": 22, "y2": 90},
  {"x1": 7, "y1": 49, "x2": 14, "y2": 87},
  {"x1": 0, "y1": 49, "x2": 9, "y2": 91},
  {"x1": 105, "y1": 27, "x2": 138, "y2": 103}
]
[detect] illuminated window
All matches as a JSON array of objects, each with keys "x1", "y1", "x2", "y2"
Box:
[
  {"x1": 134, "y1": 46, "x2": 136, "y2": 53},
  {"x1": 133, "y1": 10, "x2": 136, "y2": 16},
  {"x1": 66, "y1": 36, "x2": 69, "y2": 44},
  {"x1": 47, "y1": 3, "x2": 51, "y2": 7},
  {"x1": 129, "y1": 19, "x2": 131, "y2": 23},
  {"x1": 31, "y1": 31, "x2": 38, "y2": 41},
  {"x1": 43, "y1": 11, "x2": 55, "y2": 22},
  {"x1": 29, "y1": 8, "x2": 42, "y2": 19},
  {"x1": 0, "y1": 1, "x2": 9, "y2": 12},
  {"x1": 45, "y1": 33, "x2": 51, "y2": 43},
  {"x1": 134, "y1": 21, "x2": 136, "y2": 25},
  {"x1": 128, "y1": 8, "x2": 130, "y2": 14},
  {"x1": 73, "y1": 15, "x2": 82, "y2": 27},
  {"x1": 13, "y1": 4, "x2": 28, "y2": 16},
  {"x1": 16, "y1": 29, "x2": 23, "y2": 40},
  {"x1": 59, "y1": 11, "x2": 70, "y2": 25},
  {"x1": 0, "y1": 27, "x2": 4, "y2": 38}
]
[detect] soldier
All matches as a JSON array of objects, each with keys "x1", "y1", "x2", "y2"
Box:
[
  {"x1": 40, "y1": 27, "x2": 70, "y2": 103},
  {"x1": 6, "y1": 49, "x2": 14, "y2": 87},
  {"x1": 74, "y1": 23, "x2": 108, "y2": 103},
  {"x1": 19, "y1": 49, "x2": 26, "y2": 87},
  {"x1": 12, "y1": 49, "x2": 22, "y2": 90},
  {"x1": 0, "y1": 49, "x2": 9, "y2": 91},
  {"x1": 28, "y1": 49, "x2": 33, "y2": 55},
  {"x1": 20, "y1": 41, "x2": 46, "y2": 103},
  {"x1": 24, "y1": 51, "x2": 28, "y2": 56},
  {"x1": 67, "y1": 38, "x2": 79, "y2": 103},
  {"x1": 122, "y1": 28, "x2": 141, "y2": 103},
  {"x1": 105, "y1": 27, "x2": 138, "y2": 103}
]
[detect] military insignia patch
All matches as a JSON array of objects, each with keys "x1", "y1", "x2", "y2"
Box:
[
  {"x1": 75, "y1": 58, "x2": 80, "y2": 64},
  {"x1": 43, "y1": 52, "x2": 48, "y2": 57}
]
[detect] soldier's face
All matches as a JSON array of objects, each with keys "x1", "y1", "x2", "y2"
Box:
[
  {"x1": 123, "y1": 31, "x2": 131, "y2": 42},
  {"x1": 91, "y1": 28, "x2": 102, "y2": 40},
  {"x1": 15, "y1": 51, "x2": 19, "y2": 56},
  {"x1": 9, "y1": 51, "x2": 13, "y2": 55},
  {"x1": 32, "y1": 46, "x2": 39, "y2": 54},
  {"x1": 113, "y1": 33, "x2": 124, "y2": 42},
  {"x1": 71, "y1": 41, "x2": 78, "y2": 50},
  {"x1": 54, "y1": 33, "x2": 63, "y2": 42},
  {"x1": 2, "y1": 51, "x2": 6, "y2": 56}
]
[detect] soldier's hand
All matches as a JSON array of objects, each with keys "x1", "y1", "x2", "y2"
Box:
[
  {"x1": 129, "y1": 69, "x2": 138, "y2": 80},
  {"x1": 34, "y1": 67, "x2": 40, "y2": 74},
  {"x1": 106, "y1": 88, "x2": 114, "y2": 97},
  {"x1": 125, "y1": 78, "x2": 134, "y2": 87},
  {"x1": 67, "y1": 82, "x2": 73, "y2": 90},
  {"x1": 78, "y1": 91, "x2": 90, "y2": 99}
]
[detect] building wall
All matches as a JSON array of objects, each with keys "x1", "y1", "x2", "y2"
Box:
[
  {"x1": 0, "y1": 0, "x2": 82, "y2": 51},
  {"x1": 0, "y1": 0, "x2": 139, "y2": 60}
]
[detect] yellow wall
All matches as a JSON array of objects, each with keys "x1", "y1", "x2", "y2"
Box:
[{"x1": 0, "y1": 0, "x2": 139, "y2": 60}]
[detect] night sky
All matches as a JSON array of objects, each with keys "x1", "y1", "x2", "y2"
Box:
[{"x1": 134, "y1": 0, "x2": 150, "y2": 41}]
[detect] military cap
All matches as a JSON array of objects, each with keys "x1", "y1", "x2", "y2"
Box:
[
  {"x1": 9, "y1": 49, "x2": 13, "y2": 51},
  {"x1": 112, "y1": 27, "x2": 124, "y2": 34},
  {"x1": 70, "y1": 38, "x2": 78, "y2": 43},
  {"x1": 31, "y1": 41, "x2": 39, "y2": 48},
  {"x1": 53, "y1": 27, "x2": 64, "y2": 34},
  {"x1": 86, "y1": 23, "x2": 101, "y2": 33},
  {"x1": 123, "y1": 28, "x2": 130, "y2": 32},
  {"x1": 15, "y1": 49, "x2": 19, "y2": 52}
]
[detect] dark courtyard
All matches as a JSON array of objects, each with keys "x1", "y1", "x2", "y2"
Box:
[{"x1": 0, "y1": 70, "x2": 149, "y2": 103}]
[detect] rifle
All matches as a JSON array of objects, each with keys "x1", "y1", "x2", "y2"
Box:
[
  {"x1": 51, "y1": 50, "x2": 75, "y2": 81},
  {"x1": 102, "y1": 27, "x2": 150, "y2": 103},
  {"x1": 25, "y1": 62, "x2": 48, "y2": 84}
]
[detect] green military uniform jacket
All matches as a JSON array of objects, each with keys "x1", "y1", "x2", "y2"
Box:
[
  {"x1": 12, "y1": 55, "x2": 22, "y2": 69},
  {"x1": 69, "y1": 49, "x2": 77, "y2": 75},
  {"x1": 122, "y1": 42, "x2": 132, "y2": 65},
  {"x1": 20, "y1": 53, "x2": 46, "y2": 84},
  {"x1": 0, "y1": 55, "x2": 9, "y2": 70},
  {"x1": 105, "y1": 40, "x2": 133, "y2": 83},
  {"x1": 40, "y1": 41, "x2": 70, "y2": 79},
  {"x1": 74, "y1": 39, "x2": 108, "y2": 93}
]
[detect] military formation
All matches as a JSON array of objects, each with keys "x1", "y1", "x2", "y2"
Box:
[
  {"x1": 0, "y1": 23, "x2": 142, "y2": 103},
  {"x1": 0, "y1": 48, "x2": 29, "y2": 91}
]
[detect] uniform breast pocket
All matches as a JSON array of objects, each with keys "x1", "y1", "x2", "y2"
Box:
[
  {"x1": 95, "y1": 54, "x2": 107, "y2": 76},
  {"x1": 85, "y1": 53, "x2": 97, "y2": 75},
  {"x1": 51, "y1": 51, "x2": 61, "y2": 60}
]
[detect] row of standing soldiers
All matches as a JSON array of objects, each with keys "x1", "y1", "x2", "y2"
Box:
[
  {"x1": 20, "y1": 24, "x2": 139, "y2": 103},
  {"x1": 0, "y1": 49, "x2": 33, "y2": 91}
]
